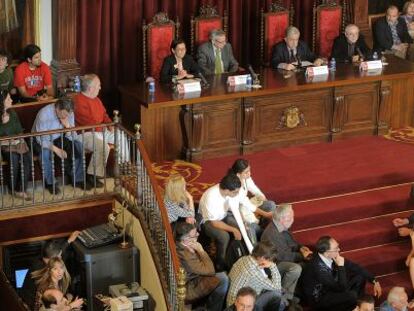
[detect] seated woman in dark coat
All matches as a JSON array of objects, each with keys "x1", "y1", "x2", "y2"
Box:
[{"x1": 160, "y1": 39, "x2": 200, "y2": 83}]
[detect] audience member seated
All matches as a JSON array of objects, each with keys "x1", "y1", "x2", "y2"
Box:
[
  {"x1": 21, "y1": 232, "x2": 80, "y2": 309},
  {"x1": 261, "y1": 204, "x2": 308, "y2": 307},
  {"x1": 353, "y1": 295, "x2": 375, "y2": 311},
  {"x1": 160, "y1": 39, "x2": 200, "y2": 83},
  {"x1": 0, "y1": 90, "x2": 32, "y2": 200},
  {"x1": 331, "y1": 24, "x2": 371, "y2": 63},
  {"x1": 379, "y1": 286, "x2": 411, "y2": 311},
  {"x1": 163, "y1": 173, "x2": 195, "y2": 225},
  {"x1": 199, "y1": 173, "x2": 254, "y2": 271},
  {"x1": 302, "y1": 236, "x2": 382, "y2": 311},
  {"x1": 40, "y1": 288, "x2": 83, "y2": 311},
  {"x1": 175, "y1": 222, "x2": 229, "y2": 311},
  {"x1": 197, "y1": 29, "x2": 239, "y2": 75},
  {"x1": 0, "y1": 49, "x2": 14, "y2": 93},
  {"x1": 228, "y1": 159, "x2": 274, "y2": 243},
  {"x1": 402, "y1": 0, "x2": 414, "y2": 38},
  {"x1": 271, "y1": 26, "x2": 324, "y2": 71},
  {"x1": 227, "y1": 241, "x2": 285, "y2": 311},
  {"x1": 32, "y1": 98, "x2": 91, "y2": 195},
  {"x1": 14, "y1": 44, "x2": 54, "y2": 100},
  {"x1": 31, "y1": 257, "x2": 80, "y2": 311},
  {"x1": 74, "y1": 74, "x2": 129, "y2": 187},
  {"x1": 224, "y1": 287, "x2": 257, "y2": 311},
  {"x1": 373, "y1": 5, "x2": 413, "y2": 59}
]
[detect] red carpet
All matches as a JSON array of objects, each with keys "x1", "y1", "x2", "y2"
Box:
[{"x1": 195, "y1": 136, "x2": 414, "y2": 202}]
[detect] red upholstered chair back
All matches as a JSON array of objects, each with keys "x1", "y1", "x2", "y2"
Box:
[
  {"x1": 261, "y1": 1, "x2": 292, "y2": 66},
  {"x1": 313, "y1": 1, "x2": 343, "y2": 58},
  {"x1": 142, "y1": 12, "x2": 180, "y2": 79},
  {"x1": 191, "y1": 5, "x2": 228, "y2": 56}
]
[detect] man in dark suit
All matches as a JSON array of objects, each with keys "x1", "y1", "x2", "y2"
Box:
[
  {"x1": 331, "y1": 24, "x2": 372, "y2": 63},
  {"x1": 197, "y1": 29, "x2": 239, "y2": 75},
  {"x1": 159, "y1": 38, "x2": 200, "y2": 83},
  {"x1": 302, "y1": 236, "x2": 382, "y2": 311},
  {"x1": 373, "y1": 5, "x2": 413, "y2": 58},
  {"x1": 271, "y1": 26, "x2": 324, "y2": 70}
]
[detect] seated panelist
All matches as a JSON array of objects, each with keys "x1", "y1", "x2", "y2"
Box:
[
  {"x1": 160, "y1": 39, "x2": 200, "y2": 83},
  {"x1": 271, "y1": 26, "x2": 324, "y2": 71},
  {"x1": 197, "y1": 29, "x2": 239, "y2": 75},
  {"x1": 332, "y1": 24, "x2": 371, "y2": 63}
]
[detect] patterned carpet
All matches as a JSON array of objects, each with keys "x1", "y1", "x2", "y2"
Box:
[{"x1": 151, "y1": 127, "x2": 414, "y2": 201}]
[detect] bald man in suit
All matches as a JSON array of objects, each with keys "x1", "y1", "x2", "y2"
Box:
[{"x1": 197, "y1": 29, "x2": 239, "y2": 75}]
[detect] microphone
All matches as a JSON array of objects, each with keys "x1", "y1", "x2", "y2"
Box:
[
  {"x1": 248, "y1": 64, "x2": 257, "y2": 81},
  {"x1": 356, "y1": 47, "x2": 364, "y2": 61},
  {"x1": 295, "y1": 54, "x2": 302, "y2": 68},
  {"x1": 197, "y1": 72, "x2": 209, "y2": 88}
]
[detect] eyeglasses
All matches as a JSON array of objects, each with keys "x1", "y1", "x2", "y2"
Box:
[
  {"x1": 214, "y1": 39, "x2": 226, "y2": 45},
  {"x1": 327, "y1": 247, "x2": 340, "y2": 252}
]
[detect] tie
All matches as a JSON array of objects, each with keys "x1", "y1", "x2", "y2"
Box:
[
  {"x1": 215, "y1": 48, "x2": 223, "y2": 74},
  {"x1": 290, "y1": 49, "x2": 295, "y2": 63}
]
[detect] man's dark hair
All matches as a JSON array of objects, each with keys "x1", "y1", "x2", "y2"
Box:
[
  {"x1": 229, "y1": 158, "x2": 249, "y2": 175},
  {"x1": 236, "y1": 286, "x2": 257, "y2": 300},
  {"x1": 316, "y1": 235, "x2": 332, "y2": 254},
  {"x1": 251, "y1": 241, "x2": 277, "y2": 261},
  {"x1": 175, "y1": 222, "x2": 196, "y2": 242},
  {"x1": 55, "y1": 97, "x2": 74, "y2": 112},
  {"x1": 357, "y1": 294, "x2": 375, "y2": 307},
  {"x1": 42, "y1": 240, "x2": 62, "y2": 259},
  {"x1": 219, "y1": 173, "x2": 241, "y2": 191},
  {"x1": 23, "y1": 44, "x2": 41, "y2": 61},
  {"x1": 170, "y1": 38, "x2": 186, "y2": 51},
  {"x1": 0, "y1": 49, "x2": 10, "y2": 61},
  {"x1": 41, "y1": 291, "x2": 57, "y2": 308}
]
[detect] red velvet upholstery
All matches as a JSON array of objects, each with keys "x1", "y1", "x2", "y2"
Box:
[
  {"x1": 265, "y1": 12, "x2": 289, "y2": 64},
  {"x1": 196, "y1": 19, "x2": 222, "y2": 46},
  {"x1": 148, "y1": 24, "x2": 175, "y2": 79},
  {"x1": 317, "y1": 7, "x2": 342, "y2": 58}
]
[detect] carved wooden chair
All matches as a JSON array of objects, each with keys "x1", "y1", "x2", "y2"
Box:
[
  {"x1": 313, "y1": 0, "x2": 346, "y2": 58},
  {"x1": 190, "y1": 5, "x2": 228, "y2": 56},
  {"x1": 261, "y1": 1, "x2": 294, "y2": 66},
  {"x1": 142, "y1": 12, "x2": 180, "y2": 80}
]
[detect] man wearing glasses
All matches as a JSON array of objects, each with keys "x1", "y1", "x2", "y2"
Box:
[
  {"x1": 302, "y1": 236, "x2": 382, "y2": 311},
  {"x1": 197, "y1": 29, "x2": 239, "y2": 75}
]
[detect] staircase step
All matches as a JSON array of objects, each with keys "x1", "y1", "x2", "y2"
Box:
[
  {"x1": 344, "y1": 241, "x2": 411, "y2": 276},
  {"x1": 366, "y1": 271, "x2": 414, "y2": 303},
  {"x1": 293, "y1": 184, "x2": 414, "y2": 230},
  {"x1": 293, "y1": 210, "x2": 414, "y2": 251}
]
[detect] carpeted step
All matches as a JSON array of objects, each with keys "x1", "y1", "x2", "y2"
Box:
[
  {"x1": 343, "y1": 241, "x2": 411, "y2": 277},
  {"x1": 194, "y1": 136, "x2": 414, "y2": 202},
  {"x1": 292, "y1": 184, "x2": 414, "y2": 230},
  {"x1": 367, "y1": 271, "x2": 413, "y2": 303},
  {"x1": 293, "y1": 210, "x2": 414, "y2": 251}
]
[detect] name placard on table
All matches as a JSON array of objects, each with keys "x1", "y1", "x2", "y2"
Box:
[
  {"x1": 305, "y1": 65, "x2": 329, "y2": 77},
  {"x1": 176, "y1": 79, "x2": 201, "y2": 94},
  {"x1": 364, "y1": 60, "x2": 383, "y2": 70},
  {"x1": 227, "y1": 74, "x2": 249, "y2": 86}
]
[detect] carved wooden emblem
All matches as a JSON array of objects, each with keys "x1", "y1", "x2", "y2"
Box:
[
  {"x1": 152, "y1": 12, "x2": 170, "y2": 24},
  {"x1": 199, "y1": 4, "x2": 219, "y2": 17},
  {"x1": 278, "y1": 106, "x2": 307, "y2": 129}
]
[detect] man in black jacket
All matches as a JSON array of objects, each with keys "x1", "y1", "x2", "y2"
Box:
[
  {"x1": 271, "y1": 26, "x2": 324, "y2": 70},
  {"x1": 373, "y1": 5, "x2": 413, "y2": 57},
  {"x1": 331, "y1": 24, "x2": 371, "y2": 63},
  {"x1": 302, "y1": 236, "x2": 382, "y2": 311}
]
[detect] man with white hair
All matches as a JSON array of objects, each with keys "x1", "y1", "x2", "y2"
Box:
[
  {"x1": 197, "y1": 29, "x2": 239, "y2": 75},
  {"x1": 261, "y1": 204, "x2": 308, "y2": 308},
  {"x1": 331, "y1": 24, "x2": 371, "y2": 63},
  {"x1": 379, "y1": 286, "x2": 410, "y2": 311},
  {"x1": 271, "y1": 26, "x2": 324, "y2": 70}
]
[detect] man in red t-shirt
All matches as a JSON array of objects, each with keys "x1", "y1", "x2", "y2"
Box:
[
  {"x1": 14, "y1": 44, "x2": 54, "y2": 99},
  {"x1": 74, "y1": 74, "x2": 129, "y2": 186}
]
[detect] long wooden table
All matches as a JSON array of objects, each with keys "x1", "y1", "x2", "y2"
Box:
[{"x1": 120, "y1": 55, "x2": 414, "y2": 162}]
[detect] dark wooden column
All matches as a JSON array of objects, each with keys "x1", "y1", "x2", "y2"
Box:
[
  {"x1": 353, "y1": 0, "x2": 370, "y2": 41},
  {"x1": 50, "y1": 0, "x2": 80, "y2": 91}
]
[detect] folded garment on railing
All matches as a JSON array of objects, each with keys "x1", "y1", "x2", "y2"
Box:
[{"x1": 2, "y1": 140, "x2": 29, "y2": 154}]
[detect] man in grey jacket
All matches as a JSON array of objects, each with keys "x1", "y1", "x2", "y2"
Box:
[{"x1": 197, "y1": 29, "x2": 239, "y2": 75}]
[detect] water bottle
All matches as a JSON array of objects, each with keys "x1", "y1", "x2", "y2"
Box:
[
  {"x1": 73, "y1": 76, "x2": 81, "y2": 92},
  {"x1": 246, "y1": 74, "x2": 252, "y2": 87},
  {"x1": 373, "y1": 51, "x2": 379, "y2": 60},
  {"x1": 148, "y1": 81, "x2": 155, "y2": 93},
  {"x1": 329, "y1": 58, "x2": 336, "y2": 71}
]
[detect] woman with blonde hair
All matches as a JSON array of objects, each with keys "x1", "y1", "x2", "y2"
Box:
[
  {"x1": 164, "y1": 174, "x2": 195, "y2": 224},
  {"x1": 31, "y1": 257, "x2": 83, "y2": 311}
]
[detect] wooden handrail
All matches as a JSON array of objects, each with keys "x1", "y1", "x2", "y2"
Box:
[{"x1": 136, "y1": 139, "x2": 180, "y2": 273}]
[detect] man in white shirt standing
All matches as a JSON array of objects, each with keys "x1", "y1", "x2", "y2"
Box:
[{"x1": 200, "y1": 173, "x2": 254, "y2": 271}]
